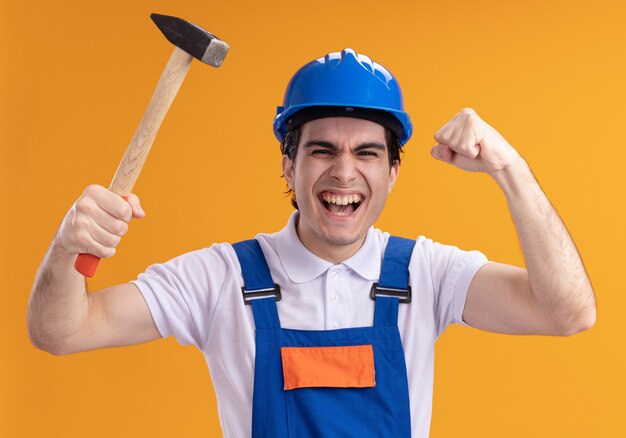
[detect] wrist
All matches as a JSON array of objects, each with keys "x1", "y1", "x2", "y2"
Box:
[
  {"x1": 490, "y1": 157, "x2": 535, "y2": 198},
  {"x1": 50, "y1": 235, "x2": 79, "y2": 266}
]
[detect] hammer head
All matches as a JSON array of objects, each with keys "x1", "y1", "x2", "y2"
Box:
[{"x1": 151, "y1": 13, "x2": 229, "y2": 67}]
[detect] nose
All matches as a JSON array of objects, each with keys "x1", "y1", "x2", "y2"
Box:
[{"x1": 329, "y1": 151, "x2": 357, "y2": 184}]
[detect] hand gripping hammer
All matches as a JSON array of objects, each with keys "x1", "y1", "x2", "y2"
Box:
[{"x1": 74, "y1": 13, "x2": 229, "y2": 277}]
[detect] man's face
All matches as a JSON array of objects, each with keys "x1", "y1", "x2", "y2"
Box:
[{"x1": 282, "y1": 117, "x2": 399, "y2": 263}]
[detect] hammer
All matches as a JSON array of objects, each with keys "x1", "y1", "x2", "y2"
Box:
[{"x1": 74, "y1": 13, "x2": 229, "y2": 277}]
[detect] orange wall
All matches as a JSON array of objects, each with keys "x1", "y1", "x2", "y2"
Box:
[{"x1": 1, "y1": 0, "x2": 623, "y2": 436}]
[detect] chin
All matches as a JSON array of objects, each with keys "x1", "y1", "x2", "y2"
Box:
[{"x1": 321, "y1": 229, "x2": 364, "y2": 248}]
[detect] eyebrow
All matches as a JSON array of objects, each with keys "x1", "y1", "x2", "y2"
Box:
[{"x1": 303, "y1": 140, "x2": 387, "y2": 152}]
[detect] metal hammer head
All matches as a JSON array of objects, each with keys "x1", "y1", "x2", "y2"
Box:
[{"x1": 151, "y1": 13, "x2": 229, "y2": 67}]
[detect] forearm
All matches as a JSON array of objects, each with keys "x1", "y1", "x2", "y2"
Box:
[
  {"x1": 492, "y1": 158, "x2": 596, "y2": 334},
  {"x1": 27, "y1": 230, "x2": 90, "y2": 354}
]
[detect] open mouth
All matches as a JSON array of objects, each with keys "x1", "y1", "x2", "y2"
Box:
[{"x1": 319, "y1": 192, "x2": 363, "y2": 217}]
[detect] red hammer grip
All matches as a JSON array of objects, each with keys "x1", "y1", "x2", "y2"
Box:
[{"x1": 74, "y1": 253, "x2": 100, "y2": 278}]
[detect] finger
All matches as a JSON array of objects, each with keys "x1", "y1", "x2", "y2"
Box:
[
  {"x1": 73, "y1": 225, "x2": 117, "y2": 258},
  {"x1": 455, "y1": 123, "x2": 480, "y2": 159},
  {"x1": 125, "y1": 193, "x2": 146, "y2": 219},
  {"x1": 434, "y1": 123, "x2": 455, "y2": 145},
  {"x1": 448, "y1": 123, "x2": 465, "y2": 150},
  {"x1": 94, "y1": 190, "x2": 133, "y2": 222},
  {"x1": 88, "y1": 220, "x2": 122, "y2": 251},
  {"x1": 434, "y1": 113, "x2": 458, "y2": 144},
  {"x1": 74, "y1": 199, "x2": 129, "y2": 236},
  {"x1": 95, "y1": 209, "x2": 130, "y2": 236},
  {"x1": 88, "y1": 241, "x2": 116, "y2": 259},
  {"x1": 448, "y1": 151, "x2": 483, "y2": 173},
  {"x1": 431, "y1": 143, "x2": 485, "y2": 172},
  {"x1": 431, "y1": 144, "x2": 454, "y2": 163}
]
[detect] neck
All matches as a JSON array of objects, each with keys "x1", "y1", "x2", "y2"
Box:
[{"x1": 295, "y1": 218, "x2": 366, "y2": 264}]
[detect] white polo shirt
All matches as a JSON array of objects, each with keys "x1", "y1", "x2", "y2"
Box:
[{"x1": 132, "y1": 211, "x2": 488, "y2": 438}]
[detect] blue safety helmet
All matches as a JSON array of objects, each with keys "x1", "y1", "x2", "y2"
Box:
[{"x1": 273, "y1": 48, "x2": 413, "y2": 145}]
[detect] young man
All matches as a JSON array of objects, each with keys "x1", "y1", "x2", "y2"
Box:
[{"x1": 28, "y1": 49, "x2": 595, "y2": 437}]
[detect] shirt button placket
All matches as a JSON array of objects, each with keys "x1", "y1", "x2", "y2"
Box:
[{"x1": 328, "y1": 268, "x2": 341, "y2": 330}]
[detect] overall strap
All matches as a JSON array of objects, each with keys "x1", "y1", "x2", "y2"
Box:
[
  {"x1": 374, "y1": 236, "x2": 416, "y2": 327},
  {"x1": 232, "y1": 239, "x2": 281, "y2": 329}
]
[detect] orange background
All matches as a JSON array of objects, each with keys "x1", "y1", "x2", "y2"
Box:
[{"x1": 1, "y1": 0, "x2": 624, "y2": 436}]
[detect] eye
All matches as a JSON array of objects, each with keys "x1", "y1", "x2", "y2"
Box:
[
  {"x1": 312, "y1": 149, "x2": 332, "y2": 155},
  {"x1": 358, "y1": 150, "x2": 379, "y2": 157}
]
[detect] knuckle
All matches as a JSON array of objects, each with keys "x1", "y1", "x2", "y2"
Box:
[
  {"x1": 74, "y1": 199, "x2": 93, "y2": 215},
  {"x1": 467, "y1": 148, "x2": 478, "y2": 158},
  {"x1": 84, "y1": 184, "x2": 103, "y2": 197},
  {"x1": 459, "y1": 142, "x2": 472, "y2": 153},
  {"x1": 113, "y1": 235, "x2": 122, "y2": 247},
  {"x1": 110, "y1": 220, "x2": 126, "y2": 236},
  {"x1": 447, "y1": 136, "x2": 459, "y2": 148},
  {"x1": 93, "y1": 238, "x2": 116, "y2": 258},
  {"x1": 115, "y1": 202, "x2": 133, "y2": 221},
  {"x1": 436, "y1": 132, "x2": 450, "y2": 144},
  {"x1": 106, "y1": 233, "x2": 121, "y2": 247},
  {"x1": 117, "y1": 221, "x2": 129, "y2": 235}
]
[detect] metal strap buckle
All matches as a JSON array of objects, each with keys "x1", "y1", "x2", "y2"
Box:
[
  {"x1": 241, "y1": 284, "x2": 282, "y2": 305},
  {"x1": 369, "y1": 282, "x2": 412, "y2": 304}
]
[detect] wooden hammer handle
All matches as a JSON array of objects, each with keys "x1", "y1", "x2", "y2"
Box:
[
  {"x1": 75, "y1": 46, "x2": 193, "y2": 278},
  {"x1": 110, "y1": 46, "x2": 193, "y2": 195}
]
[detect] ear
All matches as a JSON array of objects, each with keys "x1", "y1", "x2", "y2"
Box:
[
  {"x1": 387, "y1": 161, "x2": 399, "y2": 193},
  {"x1": 282, "y1": 154, "x2": 295, "y2": 189}
]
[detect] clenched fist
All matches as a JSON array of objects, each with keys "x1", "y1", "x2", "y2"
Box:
[
  {"x1": 58, "y1": 185, "x2": 145, "y2": 258},
  {"x1": 431, "y1": 108, "x2": 522, "y2": 175}
]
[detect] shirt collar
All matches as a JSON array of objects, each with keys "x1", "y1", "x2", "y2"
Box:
[{"x1": 275, "y1": 211, "x2": 381, "y2": 283}]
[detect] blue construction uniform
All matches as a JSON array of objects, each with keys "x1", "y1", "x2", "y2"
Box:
[{"x1": 233, "y1": 236, "x2": 416, "y2": 437}]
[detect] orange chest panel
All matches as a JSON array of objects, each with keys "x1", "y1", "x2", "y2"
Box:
[{"x1": 280, "y1": 344, "x2": 376, "y2": 390}]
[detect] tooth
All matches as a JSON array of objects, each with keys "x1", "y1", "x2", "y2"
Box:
[
  {"x1": 348, "y1": 195, "x2": 354, "y2": 204},
  {"x1": 341, "y1": 196, "x2": 347, "y2": 205},
  {"x1": 332, "y1": 195, "x2": 337, "y2": 204},
  {"x1": 355, "y1": 194, "x2": 361, "y2": 203},
  {"x1": 324, "y1": 194, "x2": 331, "y2": 203}
]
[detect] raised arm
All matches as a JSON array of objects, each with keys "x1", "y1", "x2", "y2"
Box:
[
  {"x1": 431, "y1": 108, "x2": 596, "y2": 336},
  {"x1": 27, "y1": 185, "x2": 160, "y2": 355}
]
